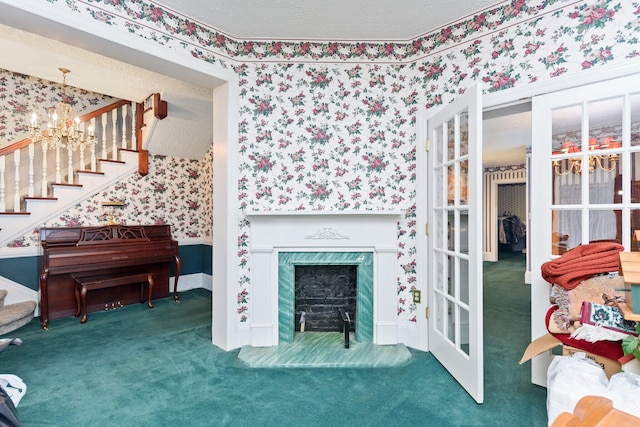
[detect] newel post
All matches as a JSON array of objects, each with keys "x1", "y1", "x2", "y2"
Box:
[{"x1": 136, "y1": 102, "x2": 149, "y2": 177}]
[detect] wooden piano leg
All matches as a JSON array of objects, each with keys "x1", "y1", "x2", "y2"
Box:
[
  {"x1": 173, "y1": 254, "x2": 181, "y2": 303},
  {"x1": 74, "y1": 282, "x2": 81, "y2": 318},
  {"x1": 79, "y1": 286, "x2": 88, "y2": 324},
  {"x1": 147, "y1": 274, "x2": 154, "y2": 309},
  {"x1": 40, "y1": 270, "x2": 49, "y2": 330}
]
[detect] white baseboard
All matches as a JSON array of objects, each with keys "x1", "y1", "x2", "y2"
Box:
[
  {"x1": 398, "y1": 321, "x2": 427, "y2": 351},
  {"x1": 173, "y1": 273, "x2": 212, "y2": 292}
]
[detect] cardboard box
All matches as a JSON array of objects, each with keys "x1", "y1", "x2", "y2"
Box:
[
  {"x1": 520, "y1": 333, "x2": 621, "y2": 378},
  {"x1": 520, "y1": 333, "x2": 562, "y2": 364}
]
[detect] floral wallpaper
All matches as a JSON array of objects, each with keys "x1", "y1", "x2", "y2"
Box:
[
  {"x1": 0, "y1": 68, "x2": 115, "y2": 146},
  {"x1": 8, "y1": 153, "x2": 210, "y2": 247},
  {"x1": 6, "y1": 0, "x2": 640, "y2": 323},
  {"x1": 235, "y1": 62, "x2": 419, "y2": 321},
  {"x1": 199, "y1": 145, "x2": 214, "y2": 239},
  {"x1": 73, "y1": 0, "x2": 581, "y2": 63},
  {"x1": 231, "y1": 0, "x2": 640, "y2": 322}
]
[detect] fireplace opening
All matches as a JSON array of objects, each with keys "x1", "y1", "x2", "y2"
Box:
[{"x1": 294, "y1": 265, "x2": 357, "y2": 333}]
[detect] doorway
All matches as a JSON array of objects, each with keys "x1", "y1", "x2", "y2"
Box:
[
  {"x1": 482, "y1": 103, "x2": 531, "y2": 281},
  {"x1": 497, "y1": 183, "x2": 527, "y2": 255}
]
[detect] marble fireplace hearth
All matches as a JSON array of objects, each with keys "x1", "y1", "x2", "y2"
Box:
[{"x1": 246, "y1": 211, "x2": 401, "y2": 348}]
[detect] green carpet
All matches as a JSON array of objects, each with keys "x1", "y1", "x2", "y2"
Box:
[{"x1": 2, "y1": 252, "x2": 546, "y2": 426}]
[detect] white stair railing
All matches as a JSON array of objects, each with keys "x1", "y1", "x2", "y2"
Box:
[
  {"x1": 0, "y1": 101, "x2": 136, "y2": 213},
  {"x1": 101, "y1": 112, "x2": 108, "y2": 161},
  {"x1": 13, "y1": 150, "x2": 20, "y2": 210},
  {"x1": 54, "y1": 144, "x2": 62, "y2": 184},
  {"x1": 89, "y1": 117, "x2": 97, "y2": 171},
  {"x1": 111, "y1": 109, "x2": 118, "y2": 159},
  {"x1": 28, "y1": 144, "x2": 35, "y2": 197},
  {"x1": 121, "y1": 104, "x2": 128, "y2": 150},
  {"x1": 40, "y1": 143, "x2": 48, "y2": 197}
]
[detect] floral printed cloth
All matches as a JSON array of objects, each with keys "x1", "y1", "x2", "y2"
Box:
[
  {"x1": 580, "y1": 301, "x2": 637, "y2": 336},
  {"x1": 570, "y1": 301, "x2": 638, "y2": 343}
]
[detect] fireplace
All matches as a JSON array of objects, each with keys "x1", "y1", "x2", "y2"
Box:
[
  {"x1": 246, "y1": 211, "x2": 400, "y2": 347},
  {"x1": 294, "y1": 264, "x2": 357, "y2": 332},
  {"x1": 279, "y1": 251, "x2": 373, "y2": 344}
]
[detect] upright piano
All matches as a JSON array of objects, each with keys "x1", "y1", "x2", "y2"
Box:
[{"x1": 39, "y1": 224, "x2": 181, "y2": 329}]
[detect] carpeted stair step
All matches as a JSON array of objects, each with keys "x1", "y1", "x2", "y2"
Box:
[{"x1": 0, "y1": 290, "x2": 37, "y2": 336}]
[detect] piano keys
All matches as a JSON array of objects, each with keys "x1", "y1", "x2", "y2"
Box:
[{"x1": 39, "y1": 224, "x2": 181, "y2": 329}]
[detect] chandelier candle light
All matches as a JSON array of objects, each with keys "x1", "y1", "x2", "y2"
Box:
[
  {"x1": 28, "y1": 68, "x2": 97, "y2": 184},
  {"x1": 552, "y1": 136, "x2": 620, "y2": 176}
]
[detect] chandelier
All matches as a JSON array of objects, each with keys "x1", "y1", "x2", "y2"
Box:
[
  {"x1": 552, "y1": 137, "x2": 620, "y2": 176},
  {"x1": 28, "y1": 67, "x2": 96, "y2": 150}
]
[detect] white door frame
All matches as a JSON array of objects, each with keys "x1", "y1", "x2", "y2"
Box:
[{"x1": 484, "y1": 171, "x2": 527, "y2": 262}]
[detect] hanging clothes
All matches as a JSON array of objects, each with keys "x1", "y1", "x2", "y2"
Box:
[{"x1": 498, "y1": 213, "x2": 526, "y2": 245}]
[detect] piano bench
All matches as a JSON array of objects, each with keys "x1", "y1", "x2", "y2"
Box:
[{"x1": 73, "y1": 271, "x2": 154, "y2": 323}]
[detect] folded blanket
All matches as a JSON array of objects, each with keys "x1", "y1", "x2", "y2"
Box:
[{"x1": 541, "y1": 242, "x2": 624, "y2": 290}]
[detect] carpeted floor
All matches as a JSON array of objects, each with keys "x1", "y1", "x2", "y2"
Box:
[
  {"x1": 238, "y1": 331, "x2": 413, "y2": 368},
  {"x1": 1, "y1": 250, "x2": 546, "y2": 426}
]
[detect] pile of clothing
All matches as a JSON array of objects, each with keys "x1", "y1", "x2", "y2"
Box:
[{"x1": 542, "y1": 242, "x2": 638, "y2": 361}]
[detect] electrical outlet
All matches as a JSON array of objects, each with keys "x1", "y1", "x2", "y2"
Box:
[{"x1": 412, "y1": 290, "x2": 421, "y2": 304}]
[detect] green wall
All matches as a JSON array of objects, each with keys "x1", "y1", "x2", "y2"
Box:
[{"x1": 0, "y1": 256, "x2": 40, "y2": 290}]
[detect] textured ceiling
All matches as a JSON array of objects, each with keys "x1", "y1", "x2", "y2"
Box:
[{"x1": 156, "y1": 0, "x2": 502, "y2": 41}]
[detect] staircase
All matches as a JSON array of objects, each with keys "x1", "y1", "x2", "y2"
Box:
[{"x1": 0, "y1": 100, "x2": 146, "y2": 247}]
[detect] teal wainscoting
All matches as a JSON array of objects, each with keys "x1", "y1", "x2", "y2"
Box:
[
  {"x1": 170, "y1": 244, "x2": 212, "y2": 276},
  {"x1": 0, "y1": 244, "x2": 212, "y2": 292},
  {"x1": 0, "y1": 256, "x2": 40, "y2": 291}
]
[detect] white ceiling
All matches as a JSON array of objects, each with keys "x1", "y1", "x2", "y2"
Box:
[
  {"x1": 0, "y1": 0, "x2": 528, "y2": 165},
  {"x1": 156, "y1": 0, "x2": 502, "y2": 41}
]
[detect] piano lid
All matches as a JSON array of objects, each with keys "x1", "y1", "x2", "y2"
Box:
[{"x1": 40, "y1": 225, "x2": 173, "y2": 247}]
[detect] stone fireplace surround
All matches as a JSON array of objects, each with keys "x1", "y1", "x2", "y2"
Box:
[{"x1": 246, "y1": 211, "x2": 401, "y2": 347}]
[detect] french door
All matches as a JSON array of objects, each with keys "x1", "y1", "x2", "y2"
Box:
[
  {"x1": 427, "y1": 85, "x2": 484, "y2": 403},
  {"x1": 530, "y1": 73, "x2": 640, "y2": 386}
]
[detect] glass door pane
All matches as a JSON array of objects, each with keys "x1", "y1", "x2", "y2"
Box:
[
  {"x1": 427, "y1": 85, "x2": 483, "y2": 403},
  {"x1": 532, "y1": 73, "x2": 640, "y2": 387}
]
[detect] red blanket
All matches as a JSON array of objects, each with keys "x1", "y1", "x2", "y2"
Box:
[{"x1": 541, "y1": 242, "x2": 624, "y2": 290}]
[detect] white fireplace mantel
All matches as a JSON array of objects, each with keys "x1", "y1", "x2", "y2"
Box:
[
  {"x1": 245, "y1": 210, "x2": 402, "y2": 250},
  {"x1": 245, "y1": 210, "x2": 402, "y2": 347},
  {"x1": 246, "y1": 210, "x2": 402, "y2": 216}
]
